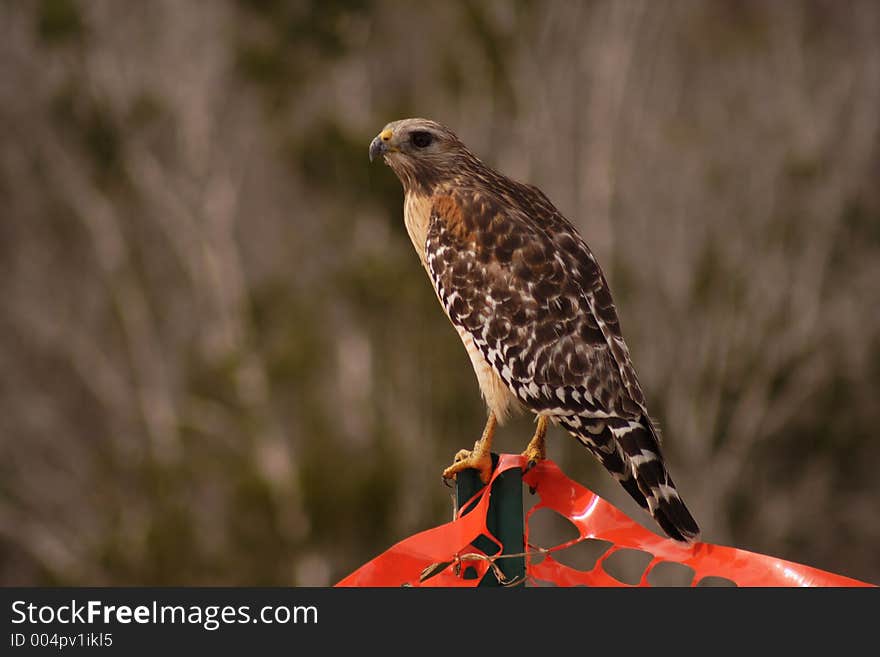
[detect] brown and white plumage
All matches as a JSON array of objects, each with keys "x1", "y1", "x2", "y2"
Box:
[{"x1": 370, "y1": 118, "x2": 700, "y2": 543}]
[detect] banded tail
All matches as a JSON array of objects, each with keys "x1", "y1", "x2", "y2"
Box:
[{"x1": 558, "y1": 415, "x2": 701, "y2": 543}]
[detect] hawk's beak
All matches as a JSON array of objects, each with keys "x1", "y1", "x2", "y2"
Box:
[
  {"x1": 369, "y1": 137, "x2": 385, "y2": 163},
  {"x1": 369, "y1": 129, "x2": 395, "y2": 163}
]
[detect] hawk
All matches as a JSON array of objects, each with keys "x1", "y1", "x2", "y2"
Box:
[{"x1": 369, "y1": 118, "x2": 700, "y2": 543}]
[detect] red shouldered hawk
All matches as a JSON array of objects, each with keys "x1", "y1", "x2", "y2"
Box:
[{"x1": 369, "y1": 118, "x2": 700, "y2": 543}]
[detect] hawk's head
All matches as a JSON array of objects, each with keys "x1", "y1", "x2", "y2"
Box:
[{"x1": 369, "y1": 118, "x2": 474, "y2": 192}]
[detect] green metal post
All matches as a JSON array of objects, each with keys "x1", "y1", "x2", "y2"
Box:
[{"x1": 455, "y1": 454, "x2": 526, "y2": 586}]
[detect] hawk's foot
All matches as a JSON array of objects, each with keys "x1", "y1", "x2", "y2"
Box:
[
  {"x1": 442, "y1": 439, "x2": 493, "y2": 484},
  {"x1": 521, "y1": 416, "x2": 549, "y2": 493},
  {"x1": 442, "y1": 413, "x2": 497, "y2": 485},
  {"x1": 521, "y1": 416, "x2": 549, "y2": 469},
  {"x1": 521, "y1": 442, "x2": 546, "y2": 470}
]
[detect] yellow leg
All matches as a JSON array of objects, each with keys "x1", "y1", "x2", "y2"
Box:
[
  {"x1": 521, "y1": 415, "x2": 548, "y2": 466},
  {"x1": 442, "y1": 412, "x2": 496, "y2": 484}
]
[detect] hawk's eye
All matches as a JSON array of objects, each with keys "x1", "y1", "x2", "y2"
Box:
[{"x1": 410, "y1": 131, "x2": 433, "y2": 148}]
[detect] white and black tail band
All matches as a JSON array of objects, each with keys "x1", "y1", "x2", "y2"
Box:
[{"x1": 559, "y1": 415, "x2": 701, "y2": 543}]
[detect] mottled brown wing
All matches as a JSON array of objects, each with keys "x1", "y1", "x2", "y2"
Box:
[{"x1": 425, "y1": 184, "x2": 646, "y2": 420}]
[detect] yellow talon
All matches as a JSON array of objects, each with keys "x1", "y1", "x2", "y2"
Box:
[
  {"x1": 521, "y1": 416, "x2": 549, "y2": 467},
  {"x1": 442, "y1": 413, "x2": 496, "y2": 484}
]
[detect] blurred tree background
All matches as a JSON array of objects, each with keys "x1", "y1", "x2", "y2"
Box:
[{"x1": 1, "y1": 0, "x2": 878, "y2": 586}]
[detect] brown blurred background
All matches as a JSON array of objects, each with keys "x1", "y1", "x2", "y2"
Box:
[{"x1": 1, "y1": 0, "x2": 878, "y2": 586}]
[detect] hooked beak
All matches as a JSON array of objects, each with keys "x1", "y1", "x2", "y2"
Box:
[
  {"x1": 369, "y1": 136, "x2": 385, "y2": 163},
  {"x1": 369, "y1": 128, "x2": 395, "y2": 163}
]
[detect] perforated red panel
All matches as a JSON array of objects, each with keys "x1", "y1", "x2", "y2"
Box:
[{"x1": 336, "y1": 454, "x2": 873, "y2": 587}]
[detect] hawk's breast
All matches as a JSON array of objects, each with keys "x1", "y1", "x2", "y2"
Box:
[
  {"x1": 403, "y1": 192, "x2": 432, "y2": 271},
  {"x1": 404, "y1": 190, "x2": 520, "y2": 422}
]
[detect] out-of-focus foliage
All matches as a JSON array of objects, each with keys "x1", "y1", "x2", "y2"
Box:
[{"x1": 1, "y1": 0, "x2": 878, "y2": 585}]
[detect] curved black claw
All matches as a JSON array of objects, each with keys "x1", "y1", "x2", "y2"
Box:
[
  {"x1": 525, "y1": 460, "x2": 539, "y2": 494},
  {"x1": 441, "y1": 475, "x2": 454, "y2": 488}
]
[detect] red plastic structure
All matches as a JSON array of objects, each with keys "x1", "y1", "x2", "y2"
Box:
[{"x1": 337, "y1": 454, "x2": 873, "y2": 587}]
